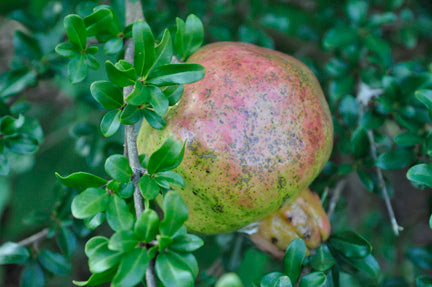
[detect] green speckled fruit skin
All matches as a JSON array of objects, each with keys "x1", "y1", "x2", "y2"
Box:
[{"x1": 137, "y1": 42, "x2": 333, "y2": 234}]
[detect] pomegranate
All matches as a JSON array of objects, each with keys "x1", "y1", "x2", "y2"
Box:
[{"x1": 137, "y1": 42, "x2": 333, "y2": 234}]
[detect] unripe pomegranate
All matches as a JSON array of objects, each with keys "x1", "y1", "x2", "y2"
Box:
[
  {"x1": 250, "y1": 188, "x2": 330, "y2": 259},
  {"x1": 137, "y1": 42, "x2": 333, "y2": 234}
]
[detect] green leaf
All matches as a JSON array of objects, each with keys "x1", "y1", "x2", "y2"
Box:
[
  {"x1": 156, "y1": 251, "x2": 194, "y2": 287},
  {"x1": 143, "y1": 109, "x2": 166, "y2": 129},
  {"x1": 73, "y1": 268, "x2": 116, "y2": 286},
  {"x1": 160, "y1": 192, "x2": 188, "y2": 236},
  {"x1": 104, "y1": 154, "x2": 133, "y2": 182},
  {"x1": 165, "y1": 85, "x2": 184, "y2": 106},
  {"x1": 407, "y1": 164, "x2": 432, "y2": 188},
  {"x1": 215, "y1": 273, "x2": 244, "y2": 287},
  {"x1": 416, "y1": 89, "x2": 432, "y2": 118},
  {"x1": 148, "y1": 137, "x2": 185, "y2": 174},
  {"x1": 84, "y1": 212, "x2": 106, "y2": 230},
  {"x1": 364, "y1": 35, "x2": 392, "y2": 67},
  {"x1": 90, "y1": 81, "x2": 124, "y2": 110},
  {"x1": 135, "y1": 209, "x2": 160, "y2": 242},
  {"x1": 126, "y1": 81, "x2": 150, "y2": 105},
  {"x1": 104, "y1": 38, "x2": 123, "y2": 55},
  {"x1": 86, "y1": 237, "x2": 121, "y2": 273},
  {"x1": 260, "y1": 272, "x2": 285, "y2": 287},
  {"x1": 20, "y1": 262, "x2": 45, "y2": 287},
  {"x1": 55, "y1": 42, "x2": 79, "y2": 58},
  {"x1": 149, "y1": 86, "x2": 169, "y2": 116},
  {"x1": 175, "y1": 14, "x2": 204, "y2": 60},
  {"x1": 5, "y1": 134, "x2": 38, "y2": 154},
  {"x1": 348, "y1": 254, "x2": 380, "y2": 279},
  {"x1": 147, "y1": 63, "x2": 205, "y2": 86},
  {"x1": 299, "y1": 272, "x2": 326, "y2": 287},
  {"x1": 100, "y1": 109, "x2": 121, "y2": 137},
  {"x1": 329, "y1": 231, "x2": 372, "y2": 258},
  {"x1": 0, "y1": 242, "x2": 29, "y2": 265},
  {"x1": 394, "y1": 132, "x2": 422, "y2": 147},
  {"x1": 108, "y1": 230, "x2": 139, "y2": 252},
  {"x1": 13, "y1": 30, "x2": 41, "y2": 60},
  {"x1": 153, "y1": 29, "x2": 174, "y2": 69},
  {"x1": 283, "y1": 238, "x2": 306, "y2": 283},
  {"x1": 0, "y1": 68, "x2": 37, "y2": 99},
  {"x1": 133, "y1": 20, "x2": 155, "y2": 77},
  {"x1": 71, "y1": 187, "x2": 109, "y2": 219},
  {"x1": 310, "y1": 244, "x2": 335, "y2": 272},
  {"x1": 68, "y1": 54, "x2": 88, "y2": 84},
  {"x1": 112, "y1": 248, "x2": 149, "y2": 287},
  {"x1": 346, "y1": 0, "x2": 368, "y2": 24},
  {"x1": 106, "y1": 195, "x2": 134, "y2": 231},
  {"x1": 139, "y1": 175, "x2": 161, "y2": 200},
  {"x1": 120, "y1": 104, "x2": 141, "y2": 125},
  {"x1": 170, "y1": 234, "x2": 203, "y2": 253},
  {"x1": 87, "y1": 46, "x2": 98, "y2": 54},
  {"x1": 323, "y1": 27, "x2": 358, "y2": 50},
  {"x1": 118, "y1": 182, "x2": 134, "y2": 199},
  {"x1": 86, "y1": 54, "x2": 99, "y2": 70},
  {"x1": 376, "y1": 149, "x2": 414, "y2": 170},
  {"x1": 55, "y1": 171, "x2": 107, "y2": 191},
  {"x1": 351, "y1": 128, "x2": 369, "y2": 157},
  {"x1": 0, "y1": 155, "x2": 9, "y2": 176},
  {"x1": 407, "y1": 247, "x2": 432, "y2": 269},
  {"x1": 105, "y1": 60, "x2": 137, "y2": 87},
  {"x1": 57, "y1": 226, "x2": 77, "y2": 258},
  {"x1": 38, "y1": 250, "x2": 71, "y2": 275},
  {"x1": 84, "y1": 7, "x2": 120, "y2": 37},
  {"x1": 273, "y1": 276, "x2": 292, "y2": 287},
  {"x1": 64, "y1": 14, "x2": 86, "y2": 50}
]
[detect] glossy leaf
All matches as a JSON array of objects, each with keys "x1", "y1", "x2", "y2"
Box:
[
  {"x1": 108, "y1": 230, "x2": 139, "y2": 252},
  {"x1": 104, "y1": 37, "x2": 123, "y2": 55},
  {"x1": 147, "y1": 137, "x2": 185, "y2": 174},
  {"x1": 310, "y1": 244, "x2": 335, "y2": 272},
  {"x1": 105, "y1": 60, "x2": 137, "y2": 87},
  {"x1": 139, "y1": 174, "x2": 160, "y2": 200},
  {"x1": 64, "y1": 14, "x2": 86, "y2": 50},
  {"x1": 120, "y1": 104, "x2": 141, "y2": 125},
  {"x1": 160, "y1": 192, "x2": 188, "y2": 236},
  {"x1": 135, "y1": 209, "x2": 160, "y2": 242},
  {"x1": 68, "y1": 54, "x2": 88, "y2": 84},
  {"x1": 86, "y1": 238, "x2": 121, "y2": 273},
  {"x1": 260, "y1": 272, "x2": 285, "y2": 287},
  {"x1": 90, "y1": 81, "x2": 124, "y2": 110},
  {"x1": 283, "y1": 238, "x2": 306, "y2": 283},
  {"x1": 106, "y1": 195, "x2": 134, "y2": 231},
  {"x1": 299, "y1": 272, "x2": 326, "y2": 287},
  {"x1": 57, "y1": 226, "x2": 77, "y2": 258},
  {"x1": 175, "y1": 14, "x2": 204, "y2": 60},
  {"x1": 112, "y1": 248, "x2": 149, "y2": 287},
  {"x1": 164, "y1": 85, "x2": 184, "y2": 106},
  {"x1": 170, "y1": 234, "x2": 204, "y2": 253},
  {"x1": 55, "y1": 42, "x2": 79, "y2": 58},
  {"x1": 407, "y1": 164, "x2": 432, "y2": 188},
  {"x1": 146, "y1": 63, "x2": 205, "y2": 86},
  {"x1": 104, "y1": 154, "x2": 132, "y2": 183},
  {"x1": 55, "y1": 172, "x2": 107, "y2": 191},
  {"x1": 143, "y1": 109, "x2": 166, "y2": 130},
  {"x1": 153, "y1": 29, "x2": 174, "y2": 69},
  {"x1": 329, "y1": 231, "x2": 372, "y2": 258},
  {"x1": 323, "y1": 27, "x2": 358, "y2": 49},
  {"x1": 73, "y1": 268, "x2": 116, "y2": 286},
  {"x1": 100, "y1": 109, "x2": 121, "y2": 137},
  {"x1": 155, "y1": 251, "x2": 194, "y2": 287},
  {"x1": 133, "y1": 20, "x2": 155, "y2": 77},
  {"x1": 71, "y1": 187, "x2": 109, "y2": 219}
]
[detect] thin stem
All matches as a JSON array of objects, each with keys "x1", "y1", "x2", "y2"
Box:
[
  {"x1": 18, "y1": 228, "x2": 49, "y2": 246},
  {"x1": 356, "y1": 82, "x2": 403, "y2": 236},
  {"x1": 124, "y1": 2, "x2": 158, "y2": 287},
  {"x1": 327, "y1": 179, "x2": 347, "y2": 218},
  {"x1": 366, "y1": 129, "x2": 403, "y2": 236}
]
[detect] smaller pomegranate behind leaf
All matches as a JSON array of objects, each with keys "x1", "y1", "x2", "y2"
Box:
[{"x1": 250, "y1": 188, "x2": 330, "y2": 259}]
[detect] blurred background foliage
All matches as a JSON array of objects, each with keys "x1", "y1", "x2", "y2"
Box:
[{"x1": 0, "y1": 0, "x2": 432, "y2": 286}]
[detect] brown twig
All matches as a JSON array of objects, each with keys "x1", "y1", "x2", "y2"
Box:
[
  {"x1": 18, "y1": 228, "x2": 49, "y2": 247},
  {"x1": 327, "y1": 179, "x2": 347, "y2": 218}
]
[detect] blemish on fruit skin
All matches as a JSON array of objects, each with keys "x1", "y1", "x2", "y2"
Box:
[{"x1": 137, "y1": 42, "x2": 333, "y2": 234}]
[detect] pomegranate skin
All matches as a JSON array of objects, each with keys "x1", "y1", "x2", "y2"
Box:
[{"x1": 137, "y1": 42, "x2": 333, "y2": 234}]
